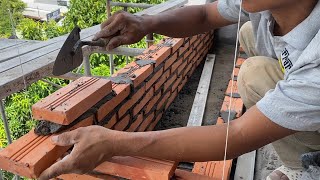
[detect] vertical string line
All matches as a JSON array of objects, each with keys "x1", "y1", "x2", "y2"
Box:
[{"x1": 222, "y1": 0, "x2": 243, "y2": 179}]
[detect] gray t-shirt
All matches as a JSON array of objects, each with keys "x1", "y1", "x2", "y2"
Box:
[{"x1": 218, "y1": 0, "x2": 320, "y2": 132}]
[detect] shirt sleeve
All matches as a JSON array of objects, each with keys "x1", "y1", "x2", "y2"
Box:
[
  {"x1": 256, "y1": 62, "x2": 320, "y2": 132},
  {"x1": 217, "y1": 0, "x2": 250, "y2": 22}
]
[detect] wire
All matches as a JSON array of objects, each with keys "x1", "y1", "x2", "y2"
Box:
[{"x1": 222, "y1": 0, "x2": 243, "y2": 179}]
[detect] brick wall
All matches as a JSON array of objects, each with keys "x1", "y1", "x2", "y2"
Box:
[
  {"x1": 105, "y1": 32, "x2": 214, "y2": 132},
  {"x1": 0, "y1": 31, "x2": 214, "y2": 179}
]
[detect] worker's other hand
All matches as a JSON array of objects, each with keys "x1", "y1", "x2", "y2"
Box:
[
  {"x1": 93, "y1": 11, "x2": 149, "y2": 50},
  {"x1": 38, "y1": 126, "x2": 118, "y2": 180}
]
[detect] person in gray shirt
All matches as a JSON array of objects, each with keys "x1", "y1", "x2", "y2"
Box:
[{"x1": 39, "y1": 1, "x2": 320, "y2": 180}]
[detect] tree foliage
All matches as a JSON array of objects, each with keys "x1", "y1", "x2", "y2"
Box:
[
  {"x1": 18, "y1": 19, "x2": 65, "y2": 40},
  {"x1": 0, "y1": 0, "x2": 25, "y2": 38}
]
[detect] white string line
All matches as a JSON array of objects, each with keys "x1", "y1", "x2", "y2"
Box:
[{"x1": 222, "y1": 0, "x2": 243, "y2": 179}]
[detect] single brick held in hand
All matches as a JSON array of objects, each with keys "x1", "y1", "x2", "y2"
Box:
[
  {"x1": 32, "y1": 77, "x2": 112, "y2": 125},
  {"x1": 0, "y1": 116, "x2": 93, "y2": 178}
]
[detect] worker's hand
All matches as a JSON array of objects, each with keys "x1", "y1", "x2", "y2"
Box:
[
  {"x1": 93, "y1": 11, "x2": 150, "y2": 50},
  {"x1": 38, "y1": 126, "x2": 119, "y2": 180}
]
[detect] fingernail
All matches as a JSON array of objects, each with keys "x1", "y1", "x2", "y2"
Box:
[{"x1": 51, "y1": 136, "x2": 58, "y2": 143}]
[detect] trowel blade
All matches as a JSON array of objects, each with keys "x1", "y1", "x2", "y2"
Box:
[{"x1": 52, "y1": 27, "x2": 83, "y2": 76}]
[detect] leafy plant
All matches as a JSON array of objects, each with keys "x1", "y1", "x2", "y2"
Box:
[
  {"x1": 0, "y1": 0, "x2": 25, "y2": 38},
  {"x1": 18, "y1": 19, "x2": 65, "y2": 40}
]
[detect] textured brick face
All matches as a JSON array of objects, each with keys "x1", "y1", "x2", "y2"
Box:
[
  {"x1": 0, "y1": 31, "x2": 215, "y2": 179},
  {"x1": 32, "y1": 77, "x2": 112, "y2": 125}
]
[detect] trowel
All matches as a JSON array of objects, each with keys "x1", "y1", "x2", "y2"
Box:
[{"x1": 52, "y1": 26, "x2": 111, "y2": 76}]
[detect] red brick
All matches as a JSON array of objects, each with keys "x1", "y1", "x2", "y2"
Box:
[
  {"x1": 192, "y1": 160, "x2": 232, "y2": 180},
  {"x1": 171, "y1": 57, "x2": 182, "y2": 73},
  {"x1": 183, "y1": 63, "x2": 193, "y2": 77},
  {"x1": 136, "y1": 44, "x2": 171, "y2": 67},
  {"x1": 189, "y1": 64, "x2": 197, "y2": 76},
  {"x1": 225, "y1": 80, "x2": 239, "y2": 95},
  {"x1": 112, "y1": 61, "x2": 153, "y2": 88},
  {"x1": 145, "y1": 66, "x2": 163, "y2": 90},
  {"x1": 97, "y1": 84, "x2": 130, "y2": 121},
  {"x1": 104, "y1": 114, "x2": 118, "y2": 129},
  {"x1": 178, "y1": 78, "x2": 188, "y2": 92},
  {"x1": 147, "y1": 112, "x2": 163, "y2": 131},
  {"x1": 161, "y1": 37, "x2": 184, "y2": 54},
  {"x1": 179, "y1": 44, "x2": 188, "y2": 56},
  {"x1": 183, "y1": 47, "x2": 193, "y2": 59},
  {"x1": 198, "y1": 33, "x2": 205, "y2": 39},
  {"x1": 193, "y1": 39, "x2": 202, "y2": 50},
  {"x1": 138, "y1": 112, "x2": 155, "y2": 132},
  {"x1": 118, "y1": 86, "x2": 145, "y2": 118},
  {"x1": 127, "y1": 113, "x2": 143, "y2": 132},
  {"x1": 196, "y1": 42, "x2": 205, "y2": 53},
  {"x1": 0, "y1": 116, "x2": 93, "y2": 178},
  {"x1": 236, "y1": 57, "x2": 246, "y2": 68},
  {"x1": 194, "y1": 53, "x2": 201, "y2": 62},
  {"x1": 154, "y1": 70, "x2": 170, "y2": 91},
  {"x1": 164, "y1": 73, "x2": 178, "y2": 92},
  {"x1": 94, "y1": 156, "x2": 178, "y2": 180},
  {"x1": 157, "y1": 91, "x2": 170, "y2": 111},
  {"x1": 189, "y1": 35, "x2": 198, "y2": 45},
  {"x1": 233, "y1": 68, "x2": 240, "y2": 78},
  {"x1": 220, "y1": 96, "x2": 244, "y2": 118},
  {"x1": 204, "y1": 34, "x2": 211, "y2": 43},
  {"x1": 172, "y1": 76, "x2": 183, "y2": 92},
  {"x1": 145, "y1": 91, "x2": 161, "y2": 114},
  {"x1": 189, "y1": 51, "x2": 197, "y2": 63},
  {"x1": 164, "y1": 52, "x2": 178, "y2": 70},
  {"x1": 114, "y1": 114, "x2": 130, "y2": 130},
  {"x1": 132, "y1": 64, "x2": 153, "y2": 88},
  {"x1": 32, "y1": 77, "x2": 112, "y2": 125},
  {"x1": 165, "y1": 89, "x2": 178, "y2": 110},
  {"x1": 239, "y1": 46, "x2": 244, "y2": 53},
  {"x1": 133, "y1": 87, "x2": 154, "y2": 116},
  {"x1": 178, "y1": 60, "x2": 188, "y2": 75}
]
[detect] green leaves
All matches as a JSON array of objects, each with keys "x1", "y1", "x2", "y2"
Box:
[
  {"x1": 17, "y1": 19, "x2": 66, "y2": 40},
  {"x1": 0, "y1": 0, "x2": 25, "y2": 38}
]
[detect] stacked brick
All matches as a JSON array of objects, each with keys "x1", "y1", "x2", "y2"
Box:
[
  {"x1": 192, "y1": 57, "x2": 246, "y2": 180},
  {"x1": 0, "y1": 31, "x2": 214, "y2": 179}
]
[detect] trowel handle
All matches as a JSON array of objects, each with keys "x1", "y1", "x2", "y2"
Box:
[{"x1": 83, "y1": 38, "x2": 111, "y2": 47}]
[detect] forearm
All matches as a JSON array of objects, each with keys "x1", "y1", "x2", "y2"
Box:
[
  {"x1": 143, "y1": 3, "x2": 230, "y2": 37},
  {"x1": 112, "y1": 106, "x2": 295, "y2": 162},
  {"x1": 114, "y1": 124, "x2": 238, "y2": 162}
]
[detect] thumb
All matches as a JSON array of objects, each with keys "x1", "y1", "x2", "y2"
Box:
[{"x1": 51, "y1": 130, "x2": 79, "y2": 146}]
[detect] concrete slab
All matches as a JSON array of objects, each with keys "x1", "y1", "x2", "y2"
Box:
[{"x1": 234, "y1": 151, "x2": 256, "y2": 180}]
